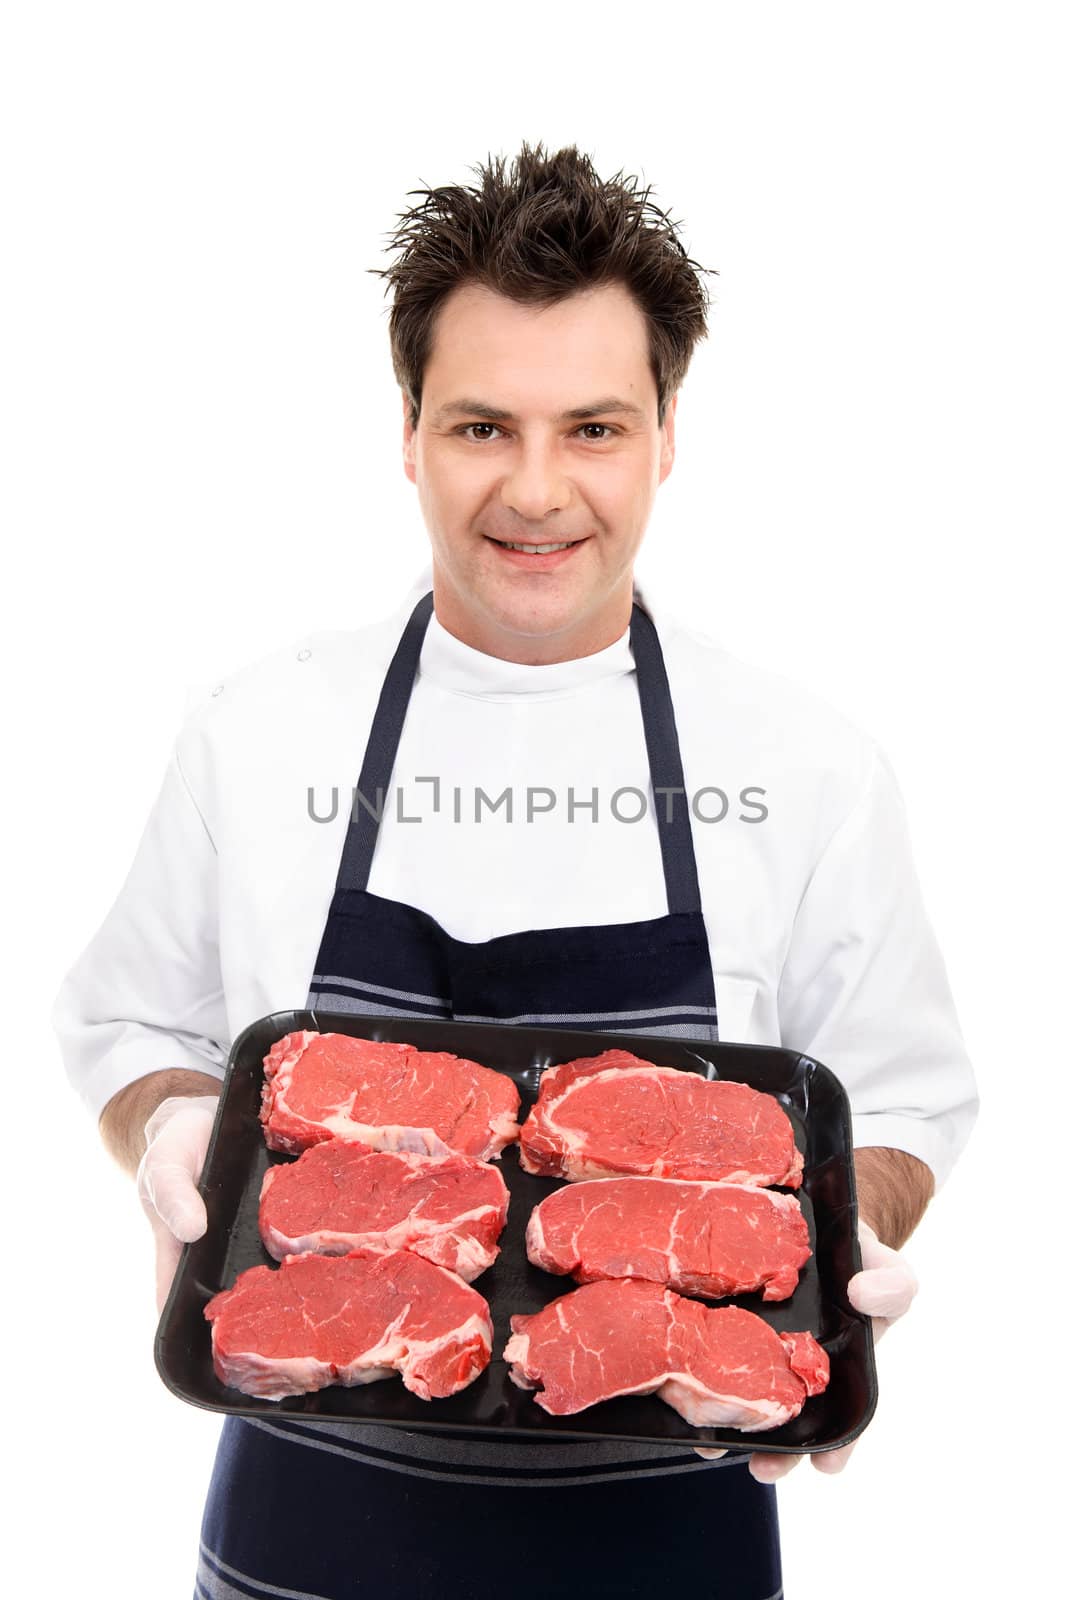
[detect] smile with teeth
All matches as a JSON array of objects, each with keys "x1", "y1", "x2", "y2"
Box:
[{"x1": 491, "y1": 539, "x2": 583, "y2": 553}]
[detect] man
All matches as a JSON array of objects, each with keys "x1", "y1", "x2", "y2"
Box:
[{"x1": 53, "y1": 142, "x2": 978, "y2": 1599}]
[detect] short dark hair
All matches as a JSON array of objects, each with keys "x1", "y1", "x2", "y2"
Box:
[{"x1": 369, "y1": 141, "x2": 716, "y2": 430}]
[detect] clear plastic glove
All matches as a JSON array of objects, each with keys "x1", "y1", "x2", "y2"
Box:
[
  {"x1": 694, "y1": 1219, "x2": 920, "y2": 1476},
  {"x1": 136, "y1": 1094, "x2": 219, "y2": 1314}
]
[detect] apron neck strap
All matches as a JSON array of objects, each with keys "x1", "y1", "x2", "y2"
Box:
[
  {"x1": 334, "y1": 590, "x2": 703, "y2": 917},
  {"x1": 335, "y1": 590, "x2": 436, "y2": 898},
  {"x1": 629, "y1": 601, "x2": 703, "y2": 916}
]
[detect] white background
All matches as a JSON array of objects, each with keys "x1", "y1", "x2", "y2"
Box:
[{"x1": 3, "y1": 3, "x2": 1062, "y2": 1595}]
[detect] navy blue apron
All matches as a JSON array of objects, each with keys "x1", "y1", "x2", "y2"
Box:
[{"x1": 196, "y1": 591, "x2": 783, "y2": 1600}]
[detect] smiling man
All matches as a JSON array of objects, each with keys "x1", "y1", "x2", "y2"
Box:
[{"x1": 54, "y1": 142, "x2": 978, "y2": 1600}]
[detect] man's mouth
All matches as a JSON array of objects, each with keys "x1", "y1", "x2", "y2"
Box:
[{"x1": 486, "y1": 538, "x2": 586, "y2": 554}]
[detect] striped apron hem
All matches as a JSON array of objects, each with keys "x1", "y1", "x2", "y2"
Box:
[{"x1": 239, "y1": 1415, "x2": 752, "y2": 1487}]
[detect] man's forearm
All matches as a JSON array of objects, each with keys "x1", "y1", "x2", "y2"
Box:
[
  {"x1": 98, "y1": 1068, "x2": 222, "y2": 1178},
  {"x1": 853, "y1": 1146, "x2": 935, "y2": 1249}
]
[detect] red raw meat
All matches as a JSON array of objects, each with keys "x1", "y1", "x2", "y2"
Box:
[
  {"x1": 504, "y1": 1278, "x2": 828, "y2": 1429},
  {"x1": 260, "y1": 1030, "x2": 521, "y2": 1160},
  {"x1": 519, "y1": 1050, "x2": 802, "y2": 1186},
  {"x1": 259, "y1": 1141, "x2": 509, "y2": 1282},
  {"x1": 204, "y1": 1248, "x2": 492, "y2": 1402},
  {"x1": 527, "y1": 1176, "x2": 811, "y2": 1301}
]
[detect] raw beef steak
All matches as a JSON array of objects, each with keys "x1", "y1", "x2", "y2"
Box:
[
  {"x1": 519, "y1": 1050, "x2": 802, "y2": 1186},
  {"x1": 260, "y1": 1030, "x2": 521, "y2": 1160},
  {"x1": 505, "y1": 1278, "x2": 828, "y2": 1429},
  {"x1": 204, "y1": 1248, "x2": 492, "y2": 1402},
  {"x1": 259, "y1": 1141, "x2": 509, "y2": 1281},
  {"x1": 527, "y1": 1176, "x2": 811, "y2": 1301}
]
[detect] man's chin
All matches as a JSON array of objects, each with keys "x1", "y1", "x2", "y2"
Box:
[{"x1": 432, "y1": 544, "x2": 625, "y2": 654}]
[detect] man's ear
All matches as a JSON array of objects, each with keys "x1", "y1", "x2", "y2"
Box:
[
  {"x1": 402, "y1": 390, "x2": 416, "y2": 485},
  {"x1": 659, "y1": 392, "x2": 678, "y2": 485}
]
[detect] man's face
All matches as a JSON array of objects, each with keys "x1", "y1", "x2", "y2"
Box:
[{"x1": 403, "y1": 280, "x2": 676, "y2": 662}]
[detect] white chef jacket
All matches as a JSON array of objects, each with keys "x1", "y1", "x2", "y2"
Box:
[{"x1": 53, "y1": 563, "x2": 979, "y2": 1192}]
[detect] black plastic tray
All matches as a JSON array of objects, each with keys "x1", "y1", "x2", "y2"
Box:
[{"x1": 156, "y1": 1009, "x2": 877, "y2": 1456}]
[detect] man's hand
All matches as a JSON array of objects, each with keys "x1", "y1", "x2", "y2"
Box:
[
  {"x1": 745, "y1": 1220, "x2": 918, "y2": 1481},
  {"x1": 693, "y1": 1220, "x2": 920, "y2": 1476},
  {"x1": 136, "y1": 1094, "x2": 219, "y2": 1314},
  {"x1": 694, "y1": 1146, "x2": 931, "y2": 1476}
]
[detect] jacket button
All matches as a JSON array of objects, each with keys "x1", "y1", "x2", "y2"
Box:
[
  {"x1": 211, "y1": 684, "x2": 224, "y2": 697},
  {"x1": 297, "y1": 648, "x2": 311, "y2": 662}
]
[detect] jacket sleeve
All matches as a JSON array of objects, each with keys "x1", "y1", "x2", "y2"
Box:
[
  {"x1": 52, "y1": 728, "x2": 229, "y2": 1123},
  {"x1": 777, "y1": 742, "x2": 979, "y2": 1192}
]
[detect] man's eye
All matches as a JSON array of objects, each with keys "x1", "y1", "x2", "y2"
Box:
[{"x1": 458, "y1": 422, "x2": 617, "y2": 442}]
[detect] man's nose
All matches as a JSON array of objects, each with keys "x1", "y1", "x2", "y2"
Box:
[{"x1": 499, "y1": 440, "x2": 573, "y2": 521}]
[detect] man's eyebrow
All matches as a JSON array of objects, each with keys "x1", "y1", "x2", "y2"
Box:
[{"x1": 431, "y1": 396, "x2": 647, "y2": 424}]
